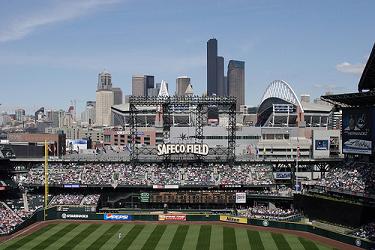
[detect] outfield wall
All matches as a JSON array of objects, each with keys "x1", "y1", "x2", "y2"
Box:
[{"x1": 3, "y1": 208, "x2": 375, "y2": 249}]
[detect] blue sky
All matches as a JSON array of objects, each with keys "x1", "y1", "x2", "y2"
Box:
[{"x1": 0, "y1": 0, "x2": 374, "y2": 114}]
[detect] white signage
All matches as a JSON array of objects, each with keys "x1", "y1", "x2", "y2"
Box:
[
  {"x1": 235, "y1": 192, "x2": 246, "y2": 204},
  {"x1": 157, "y1": 144, "x2": 209, "y2": 156}
]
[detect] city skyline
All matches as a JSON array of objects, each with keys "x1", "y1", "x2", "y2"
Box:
[{"x1": 0, "y1": 0, "x2": 374, "y2": 113}]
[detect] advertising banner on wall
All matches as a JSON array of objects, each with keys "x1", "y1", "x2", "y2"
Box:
[
  {"x1": 66, "y1": 139, "x2": 88, "y2": 151},
  {"x1": 315, "y1": 140, "x2": 329, "y2": 150},
  {"x1": 219, "y1": 215, "x2": 248, "y2": 224},
  {"x1": 342, "y1": 107, "x2": 373, "y2": 155},
  {"x1": 104, "y1": 214, "x2": 132, "y2": 221},
  {"x1": 235, "y1": 192, "x2": 246, "y2": 203},
  {"x1": 273, "y1": 172, "x2": 292, "y2": 180},
  {"x1": 158, "y1": 214, "x2": 186, "y2": 221}
]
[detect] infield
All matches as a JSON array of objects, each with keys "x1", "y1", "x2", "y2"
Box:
[{"x1": 0, "y1": 222, "x2": 336, "y2": 250}]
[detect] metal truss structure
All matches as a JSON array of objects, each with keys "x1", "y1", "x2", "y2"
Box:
[
  {"x1": 261, "y1": 80, "x2": 304, "y2": 113},
  {"x1": 128, "y1": 96, "x2": 237, "y2": 163}
]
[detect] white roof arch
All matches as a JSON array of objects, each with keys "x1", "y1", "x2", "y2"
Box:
[{"x1": 260, "y1": 80, "x2": 304, "y2": 112}]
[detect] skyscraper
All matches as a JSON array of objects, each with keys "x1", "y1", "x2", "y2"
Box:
[
  {"x1": 216, "y1": 56, "x2": 225, "y2": 96},
  {"x1": 96, "y1": 90, "x2": 114, "y2": 126},
  {"x1": 15, "y1": 109, "x2": 25, "y2": 122},
  {"x1": 132, "y1": 75, "x2": 145, "y2": 96},
  {"x1": 97, "y1": 70, "x2": 112, "y2": 90},
  {"x1": 227, "y1": 60, "x2": 245, "y2": 111},
  {"x1": 145, "y1": 75, "x2": 155, "y2": 96},
  {"x1": 96, "y1": 71, "x2": 114, "y2": 126},
  {"x1": 132, "y1": 75, "x2": 155, "y2": 96},
  {"x1": 81, "y1": 101, "x2": 96, "y2": 125},
  {"x1": 207, "y1": 38, "x2": 218, "y2": 96},
  {"x1": 176, "y1": 76, "x2": 191, "y2": 96},
  {"x1": 112, "y1": 87, "x2": 123, "y2": 105}
]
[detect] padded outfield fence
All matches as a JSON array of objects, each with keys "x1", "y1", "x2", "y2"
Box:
[{"x1": 2, "y1": 207, "x2": 375, "y2": 249}]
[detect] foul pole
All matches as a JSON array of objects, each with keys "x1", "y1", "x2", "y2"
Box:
[{"x1": 44, "y1": 140, "x2": 49, "y2": 220}]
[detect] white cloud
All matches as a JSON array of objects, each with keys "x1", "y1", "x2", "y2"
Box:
[
  {"x1": 336, "y1": 62, "x2": 365, "y2": 75},
  {"x1": 0, "y1": 0, "x2": 121, "y2": 42}
]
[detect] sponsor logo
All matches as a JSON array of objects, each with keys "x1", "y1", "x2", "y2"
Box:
[
  {"x1": 104, "y1": 213, "x2": 132, "y2": 221},
  {"x1": 61, "y1": 213, "x2": 88, "y2": 219},
  {"x1": 159, "y1": 214, "x2": 186, "y2": 221},
  {"x1": 157, "y1": 144, "x2": 209, "y2": 156},
  {"x1": 355, "y1": 239, "x2": 361, "y2": 247},
  {"x1": 262, "y1": 220, "x2": 269, "y2": 227},
  {"x1": 219, "y1": 215, "x2": 248, "y2": 224}
]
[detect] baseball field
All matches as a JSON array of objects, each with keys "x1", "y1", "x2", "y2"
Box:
[{"x1": 0, "y1": 222, "x2": 336, "y2": 250}]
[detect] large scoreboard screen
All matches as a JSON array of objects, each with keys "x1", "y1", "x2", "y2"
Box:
[{"x1": 342, "y1": 107, "x2": 374, "y2": 155}]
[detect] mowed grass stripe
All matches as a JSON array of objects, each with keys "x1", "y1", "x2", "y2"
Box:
[
  {"x1": 168, "y1": 225, "x2": 189, "y2": 250},
  {"x1": 113, "y1": 225, "x2": 145, "y2": 250},
  {"x1": 271, "y1": 233, "x2": 291, "y2": 250},
  {"x1": 223, "y1": 227, "x2": 237, "y2": 250},
  {"x1": 58, "y1": 224, "x2": 101, "y2": 250},
  {"x1": 31, "y1": 224, "x2": 78, "y2": 250},
  {"x1": 283, "y1": 234, "x2": 305, "y2": 250},
  {"x1": 46, "y1": 223, "x2": 88, "y2": 250},
  {"x1": 154, "y1": 224, "x2": 178, "y2": 250},
  {"x1": 73, "y1": 224, "x2": 113, "y2": 249},
  {"x1": 259, "y1": 232, "x2": 278, "y2": 249},
  {"x1": 141, "y1": 225, "x2": 167, "y2": 250},
  {"x1": 196, "y1": 225, "x2": 212, "y2": 250},
  {"x1": 87, "y1": 224, "x2": 122, "y2": 250},
  {"x1": 247, "y1": 230, "x2": 264, "y2": 250},
  {"x1": 182, "y1": 225, "x2": 200, "y2": 250},
  {"x1": 235, "y1": 228, "x2": 250, "y2": 250},
  {"x1": 99, "y1": 224, "x2": 133, "y2": 250},
  {"x1": 209, "y1": 225, "x2": 223, "y2": 250},
  {"x1": 3, "y1": 224, "x2": 57, "y2": 250},
  {"x1": 298, "y1": 237, "x2": 319, "y2": 250}
]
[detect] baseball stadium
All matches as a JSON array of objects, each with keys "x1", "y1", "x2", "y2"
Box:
[{"x1": 1, "y1": 44, "x2": 375, "y2": 249}]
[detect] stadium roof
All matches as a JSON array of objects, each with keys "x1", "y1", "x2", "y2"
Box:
[
  {"x1": 358, "y1": 43, "x2": 375, "y2": 92},
  {"x1": 321, "y1": 91, "x2": 375, "y2": 107}
]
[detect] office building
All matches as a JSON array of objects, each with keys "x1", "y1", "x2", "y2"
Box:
[
  {"x1": 97, "y1": 70, "x2": 112, "y2": 90},
  {"x1": 81, "y1": 101, "x2": 96, "y2": 125},
  {"x1": 207, "y1": 38, "x2": 218, "y2": 96},
  {"x1": 132, "y1": 75, "x2": 155, "y2": 96},
  {"x1": 145, "y1": 75, "x2": 155, "y2": 95},
  {"x1": 15, "y1": 109, "x2": 25, "y2": 122},
  {"x1": 176, "y1": 76, "x2": 191, "y2": 96},
  {"x1": 216, "y1": 56, "x2": 225, "y2": 96},
  {"x1": 227, "y1": 60, "x2": 245, "y2": 111},
  {"x1": 112, "y1": 87, "x2": 123, "y2": 105},
  {"x1": 96, "y1": 90, "x2": 114, "y2": 126}
]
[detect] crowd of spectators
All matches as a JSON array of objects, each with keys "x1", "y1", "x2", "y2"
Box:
[
  {"x1": 49, "y1": 194, "x2": 84, "y2": 206},
  {"x1": 48, "y1": 194, "x2": 100, "y2": 207},
  {"x1": 81, "y1": 194, "x2": 100, "y2": 206},
  {"x1": 351, "y1": 223, "x2": 375, "y2": 241},
  {"x1": 15, "y1": 163, "x2": 275, "y2": 187},
  {"x1": 4, "y1": 194, "x2": 44, "y2": 219},
  {"x1": 315, "y1": 162, "x2": 375, "y2": 194},
  {"x1": 0, "y1": 202, "x2": 23, "y2": 234},
  {"x1": 239, "y1": 205, "x2": 298, "y2": 221}
]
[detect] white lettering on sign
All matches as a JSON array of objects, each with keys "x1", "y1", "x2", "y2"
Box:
[{"x1": 157, "y1": 144, "x2": 209, "y2": 156}]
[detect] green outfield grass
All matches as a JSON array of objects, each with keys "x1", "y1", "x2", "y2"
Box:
[{"x1": 0, "y1": 223, "x2": 335, "y2": 250}]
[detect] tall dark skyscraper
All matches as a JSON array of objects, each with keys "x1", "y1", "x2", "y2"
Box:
[
  {"x1": 216, "y1": 56, "x2": 225, "y2": 96},
  {"x1": 145, "y1": 75, "x2": 155, "y2": 96},
  {"x1": 228, "y1": 60, "x2": 245, "y2": 111},
  {"x1": 207, "y1": 38, "x2": 218, "y2": 96}
]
